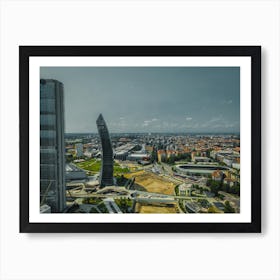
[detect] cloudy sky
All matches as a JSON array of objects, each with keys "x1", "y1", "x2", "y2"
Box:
[{"x1": 40, "y1": 67, "x2": 240, "y2": 133}]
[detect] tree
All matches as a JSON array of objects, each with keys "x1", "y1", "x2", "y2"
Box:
[
  {"x1": 151, "y1": 147, "x2": 158, "y2": 163},
  {"x1": 222, "y1": 183, "x2": 230, "y2": 193},
  {"x1": 224, "y1": 200, "x2": 235, "y2": 213},
  {"x1": 166, "y1": 157, "x2": 175, "y2": 164},
  {"x1": 174, "y1": 185, "x2": 179, "y2": 196},
  {"x1": 208, "y1": 206, "x2": 218, "y2": 213},
  {"x1": 231, "y1": 184, "x2": 240, "y2": 196},
  {"x1": 209, "y1": 181, "x2": 221, "y2": 196}
]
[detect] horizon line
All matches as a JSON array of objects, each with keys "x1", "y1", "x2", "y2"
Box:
[{"x1": 65, "y1": 131, "x2": 240, "y2": 134}]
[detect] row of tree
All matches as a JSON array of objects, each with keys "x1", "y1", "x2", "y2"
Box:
[
  {"x1": 160, "y1": 153, "x2": 191, "y2": 164},
  {"x1": 115, "y1": 198, "x2": 133, "y2": 213},
  {"x1": 206, "y1": 179, "x2": 240, "y2": 196}
]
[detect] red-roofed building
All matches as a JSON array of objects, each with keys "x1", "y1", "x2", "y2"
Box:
[
  {"x1": 157, "y1": 150, "x2": 166, "y2": 163},
  {"x1": 212, "y1": 170, "x2": 224, "y2": 182},
  {"x1": 224, "y1": 177, "x2": 235, "y2": 187}
]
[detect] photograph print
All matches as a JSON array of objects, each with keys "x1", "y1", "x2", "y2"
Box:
[
  {"x1": 40, "y1": 66, "x2": 240, "y2": 215},
  {"x1": 20, "y1": 46, "x2": 261, "y2": 232}
]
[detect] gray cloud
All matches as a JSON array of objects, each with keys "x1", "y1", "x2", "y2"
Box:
[{"x1": 40, "y1": 66, "x2": 240, "y2": 133}]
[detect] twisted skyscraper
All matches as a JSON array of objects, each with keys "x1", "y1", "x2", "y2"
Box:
[{"x1": 96, "y1": 114, "x2": 114, "y2": 187}]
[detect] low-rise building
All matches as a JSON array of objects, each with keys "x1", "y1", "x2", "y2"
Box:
[
  {"x1": 185, "y1": 201, "x2": 201, "y2": 213},
  {"x1": 224, "y1": 177, "x2": 235, "y2": 187},
  {"x1": 223, "y1": 157, "x2": 233, "y2": 167},
  {"x1": 113, "y1": 143, "x2": 138, "y2": 161},
  {"x1": 194, "y1": 156, "x2": 210, "y2": 163},
  {"x1": 212, "y1": 170, "x2": 224, "y2": 182},
  {"x1": 210, "y1": 150, "x2": 217, "y2": 159},
  {"x1": 232, "y1": 163, "x2": 240, "y2": 170},
  {"x1": 145, "y1": 145, "x2": 154, "y2": 153},
  {"x1": 178, "y1": 183, "x2": 192, "y2": 196},
  {"x1": 66, "y1": 163, "x2": 87, "y2": 180},
  {"x1": 127, "y1": 153, "x2": 150, "y2": 161},
  {"x1": 114, "y1": 151, "x2": 128, "y2": 160},
  {"x1": 84, "y1": 148, "x2": 95, "y2": 158}
]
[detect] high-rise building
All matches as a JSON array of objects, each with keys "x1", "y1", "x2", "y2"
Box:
[
  {"x1": 40, "y1": 79, "x2": 66, "y2": 212},
  {"x1": 75, "y1": 143, "x2": 83, "y2": 157},
  {"x1": 96, "y1": 114, "x2": 114, "y2": 187}
]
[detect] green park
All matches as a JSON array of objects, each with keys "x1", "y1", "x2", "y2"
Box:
[{"x1": 75, "y1": 158, "x2": 129, "y2": 175}]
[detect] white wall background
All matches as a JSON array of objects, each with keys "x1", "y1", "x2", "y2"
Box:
[{"x1": 0, "y1": 0, "x2": 279, "y2": 279}]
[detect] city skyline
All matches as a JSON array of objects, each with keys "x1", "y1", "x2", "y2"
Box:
[
  {"x1": 39, "y1": 78, "x2": 241, "y2": 215},
  {"x1": 40, "y1": 67, "x2": 240, "y2": 134}
]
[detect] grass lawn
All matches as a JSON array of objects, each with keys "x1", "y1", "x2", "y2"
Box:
[
  {"x1": 75, "y1": 158, "x2": 129, "y2": 175},
  {"x1": 76, "y1": 158, "x2": 101, "y2": 172}
]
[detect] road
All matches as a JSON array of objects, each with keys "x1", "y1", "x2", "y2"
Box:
[
  {"x1": 66, "y1": 162, "x2": 240, "y2": 213},
  {"x1": 67, "y1": 184, "x2": 208, "y2": 203}
]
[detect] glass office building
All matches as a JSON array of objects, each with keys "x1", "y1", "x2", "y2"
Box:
[
  {"x1": 40, "y1": 79, "x2": 66, "y2": 212},
  {"x1": 96, "y1": 114, "x2": 114, "y2": 187}
]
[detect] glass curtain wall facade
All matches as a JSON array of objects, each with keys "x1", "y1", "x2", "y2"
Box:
[
  {"x1": 96, "y1": 114, "x2": 114, "y2": 187},
  {"x1": 40, "y1": 79, "x2": 66, "y2": 212}
]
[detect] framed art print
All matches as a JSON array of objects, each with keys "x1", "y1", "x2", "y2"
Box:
[{"x1": 19, "y1": 46, "x2": 261, "y2": 233}]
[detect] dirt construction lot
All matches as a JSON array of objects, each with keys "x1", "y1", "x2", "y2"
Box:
[
  {"x1": 136, "y1": 204, "x2": 178, "y2": 213},
  {"x1": 125, "y1": 171, "x2": 176, "y2": 195}
]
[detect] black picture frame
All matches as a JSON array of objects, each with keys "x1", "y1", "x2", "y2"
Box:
[{"x1": 20, "y1": 46, "x2": 261, "y2": 233}]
